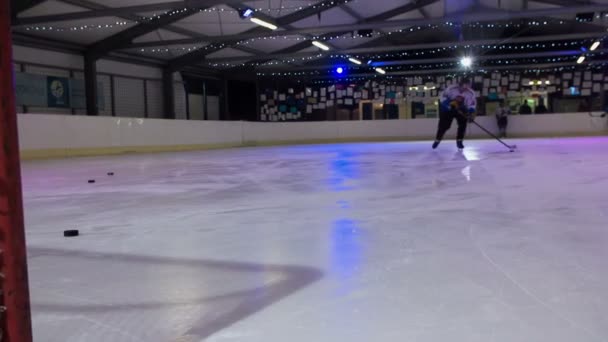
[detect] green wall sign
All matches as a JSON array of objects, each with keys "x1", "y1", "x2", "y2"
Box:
[
  {"x1": 14, "y1": 72, "x2": 104, "y2": 110},
  {"x1": 47, "y1": 76, "x2": 70, "y2": 108}
]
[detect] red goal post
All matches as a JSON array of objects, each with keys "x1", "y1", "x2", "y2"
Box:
[{"x1": 0, "y1": 1, "x2": 33, "y2": 341}]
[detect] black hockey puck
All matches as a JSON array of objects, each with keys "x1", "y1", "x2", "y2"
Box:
[
  {"x1": 88, "y1": 179, "x2": 95, "y2": 183},
  {"x1": 64, "y1": 229, "x2": 79, "y2": 237},
  {"x1": 107, "y1": 172, "x2": 114, "y2": 176}
]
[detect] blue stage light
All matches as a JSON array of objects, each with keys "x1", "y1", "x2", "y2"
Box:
[{"x1": 336, "y1": 67, "x2": 344, "y2": 74}]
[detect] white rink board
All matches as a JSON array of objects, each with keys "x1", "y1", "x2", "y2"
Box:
[{"x1": 17, "y1": 112, "x2": 608, "y2": 155}]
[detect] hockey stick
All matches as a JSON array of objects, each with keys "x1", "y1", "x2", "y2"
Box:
[
  {"x1": 470, "y1": 119, "x2": 517, "y2": 152},
  {"x1": 455, "y1": 110, "x2": 517, "y2": 152}
]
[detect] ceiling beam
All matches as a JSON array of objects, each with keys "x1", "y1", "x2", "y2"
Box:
[
  {"x1": 130, "y1": 0, "x2": 441, "y2": 51},
  {"x1": 167, "y1": 0, "x2": 352, "y2": 71},
  {"x1": 530, "y1": 0, "x2": 592, "y2": 6},
  {"x1": 11, "y1": 32, "x2": 169, "y2": 66},
  {"x1": 269, "y1": 0, "x2": 440, "y2": 56},
  {"x1": 226, "y1": 1, "x2": 343, "y2": 62},
  {"x1": 355, "y1": 3, "x2": 498, "y2": 50},
  {"x1": 12, "y1": 0, "x2": 233, "y2": 73},
  {"x1": 124, "y1": 4, "x2": 608, "y2": 49},
  {"x1": 275, "y1": 0, "x2": 353, "y2": 27},
  {"x1": 87, "y1": 7, "x2": 201, "y2": 56},
  {"x1": 12, "y1": 31, "x2": 83, "y2": 53},
  {"x1": 224, "y1": 2, "x2": 340, "y2": 65},
  {"x1": 202, "y1": 32, "x2": 604, "y2": 63},
  {"x1": 53, "y1": 0, "x2": 265, "y2": 60},
  {"x1": 363, "y1": 0, "x2": 439, "y2": 22},
  {"x1": 419, "y1": 8, "x2": 431, "y2": 19},
  {"x1": 11, "y1": 0, "x2": 48, "y2": 19},
  {"x1": 530, "y1": 0, "x2": 606, "y2": 27},
  {"x1": 339, "y1": 4, "x2": 364, "y2": 21},
  {"x1": 348, "y1": 4, "x2": 527, "y2": 51},
  {"x1": 12, "y1": 0, "x2": 250, "y2": 26},
  {"x1": 54, "y1": 0, "x2": 201, "y2": 37}
]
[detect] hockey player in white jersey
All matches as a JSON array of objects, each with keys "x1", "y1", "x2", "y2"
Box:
[{"x1": 433, "y1": 78, "x2": 477, "y2": 149}]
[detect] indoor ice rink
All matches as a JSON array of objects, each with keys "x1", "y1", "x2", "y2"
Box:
[{"x1": 2, "y1": 0, "x2": 608, "y2": 342}]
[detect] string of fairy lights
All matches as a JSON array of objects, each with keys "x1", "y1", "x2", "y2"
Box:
[
  {"x1": 132, "y1": 36, "x2": 604, "y2": 73},
  {"x1": 206, "y1": 54, "x2": 326, "y2": 68},
  {"x1": 146, "y1": 1, "x2": 356, "y2": 16},
  {"x1": 22, "y1": 0, "x2": 355, "y2": 32},
  {"x1": 255, "y1": 49, "x2": 607, "y2": 78},
  {"x1": 301, "y1": 62, "x2": 608, "y2": 85},
  {"x1": 141, "y1": 44, "x2": 226, "y2": 54},
  {"x1": 201, "y1": 38, "x2": 598, "y2": 69},
  {"x1": 23, "y1": 18, "x2": 574, "y2": 37},
  {"x1": 131, "y1": 32, "x2": 601, "y2": 67},
  {"x1": 256, "y1": 61, "x2": 584, "y2": 78},
  {"x1": 183, "y1": 2, "x2": 354, "y2": 14},
  {"x1": 24, "y1": 21, "x2": 131, "y2": 32},
  {"x1": 131, "y1": 1, "x2": 357, "y2": 23},
  {"x1": 359, "y1": 40, "x2": 594, "y2": 60}
]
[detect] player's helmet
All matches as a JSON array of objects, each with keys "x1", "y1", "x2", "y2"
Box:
[{"x1": 459, "y1": 78, "x2": 472, "y2": 87}]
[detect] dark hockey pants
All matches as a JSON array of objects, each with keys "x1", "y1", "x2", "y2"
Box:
[{"x1": 435, "y1": 108, "x2": 468, "y2": 141}]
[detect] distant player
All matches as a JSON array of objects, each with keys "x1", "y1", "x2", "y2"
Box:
[
  {"x1": 495, "y1": 102, "x2": 510, "y2": 138},
  {"x1": 433, "y1": 78, "x2": 477, "y2": 150}
]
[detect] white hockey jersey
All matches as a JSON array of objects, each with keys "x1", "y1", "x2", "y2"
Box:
[{"x1": 440, "y1": 84, "x2": 477, "y2": 111}]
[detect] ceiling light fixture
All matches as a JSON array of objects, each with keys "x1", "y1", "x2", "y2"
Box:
[
  {"x1": 348, "y1": 57, "x2": 362, "y2": 65},
  {"x1": 312, "y1": 40, "x2": 330, "y2": 51},
  {"x1": 239, "y1": 8, "x2": 254, "y2": 18},
  {"x1": 460, "y1": 56, "x2": 473, "y2": 68},
  {"x1": 250, "y1": 17, "x2": 278, "y2": 30}
]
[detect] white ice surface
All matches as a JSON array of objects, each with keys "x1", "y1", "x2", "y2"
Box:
[{"x1": 22, "y1": 137, "x2": 608, "y2": 342}]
